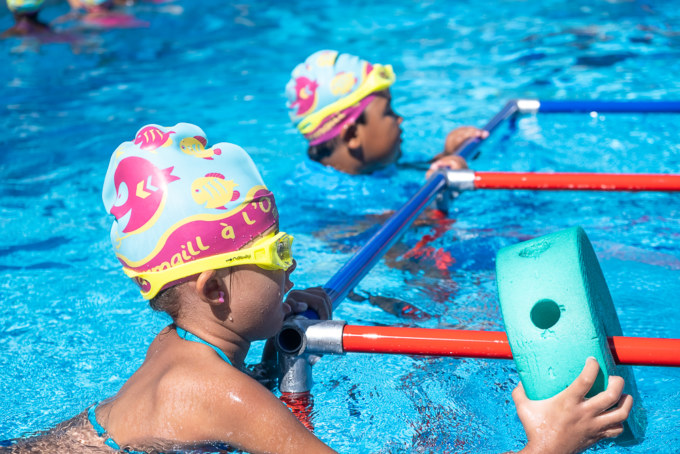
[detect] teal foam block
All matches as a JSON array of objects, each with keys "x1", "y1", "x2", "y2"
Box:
[{"x1": 496, "y1": 226, "x2": 645, "y2": 443}]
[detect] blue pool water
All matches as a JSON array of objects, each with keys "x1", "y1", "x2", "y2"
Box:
[{"x1": 1, "y1": 0, "x2": 680, "y2": 452}]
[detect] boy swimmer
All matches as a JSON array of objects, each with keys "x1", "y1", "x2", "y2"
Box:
[
  {"x1": 2, "y1": 123, "x2": 630, "y2": 453},
  {"x1": 2, "y1": 0, "x2": 50, "y2": 37},
  {"x1": 285, "y1": 50, "x2": 488, "y2": 176}
]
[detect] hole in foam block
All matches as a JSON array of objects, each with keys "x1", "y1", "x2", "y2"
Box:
[
  {"x1": 518, "y1": 239, "x2": 551, "y2": 258},
  {"x1": 530, "y1": 299, "x2": 561, "y2": 330}
]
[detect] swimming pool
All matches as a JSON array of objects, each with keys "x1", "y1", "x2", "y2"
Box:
[{"x1": 1, "y1": 0, "x2": 679, "y2": 452}]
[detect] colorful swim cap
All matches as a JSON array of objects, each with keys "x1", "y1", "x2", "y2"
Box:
[
  {"x1": 6, "y1": 0, "x2": 44, "y2": 13},
  {"x1": 102, "y1": 123, "x2": 278, "y2": 300},
  {"x1": 80, "y1": 0, "x2": 111, "y2": 6},
  {"x1": 286, "y1": 50, "x2": 396, "y2": 146}
]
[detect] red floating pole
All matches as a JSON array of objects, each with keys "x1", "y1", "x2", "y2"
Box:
[
  {"x1": 280, "y1": 392, "x2": 315, "y2": 431},
  {"x1": 473, "y1": 171, "x2": 680, "y2": 192},
  {"x1": 342, "y1": 326, "x2": 680, "y2": 367},
  {"x1": 343, "y1": 326, "x2": 513, "y2": 359},
  {"x1": 609, "y1": 336, "x2": 680, "y2": 367}
]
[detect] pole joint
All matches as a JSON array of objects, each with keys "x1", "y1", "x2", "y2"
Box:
[
  {"x1": 276, "y1": 318, "x2": 347, "y2": 393},
  {"x1": 436, "y1": 169, "x2": 476, "y2": 211}
]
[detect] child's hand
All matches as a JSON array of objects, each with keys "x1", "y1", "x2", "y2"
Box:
[
  {"x1": 512, "y1": 357, "x2": 633, "y2": 454},
  {"x1": 284, "y1": 287, "x2": 332, "y2": 320},
  {"x1": 426, "y1": 154, "x2": 468, "y2": 178},
  {"x1": 443, "y1": 126, "x2": 489, "y2": 156}
]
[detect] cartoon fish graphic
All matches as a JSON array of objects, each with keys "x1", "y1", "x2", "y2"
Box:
[
  {"x1": 316, "y1": 50, "x2": 338, "y2": 67},
  {"x1": 179, "y1": 136, "x2": 222, "y2": 160},
  {"x1": 133, "y1": 126, "x2": 175, "y2": 151},
  {"x1": 330, "y1": 72, "x2": 357, "y2": 96},
  {"x1": 191, "y1": 173, "x2": 240, "y2": 209},
  {"x1": 291, "y1": 76, "x2": 319, "y2": 117},
  {"x1": 110, "y1": 156, "x2": 180, "y2": 234}
]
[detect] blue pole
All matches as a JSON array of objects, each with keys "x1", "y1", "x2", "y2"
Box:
[
  {"x1": 317, "y1": 101, "x2": 523, "y2": 312},
  {"x1": 323, "y1": 173, "x2": 448, "y2": 310},
  {"x1": 457, "y1": 100, "x2": 519, "y2": 159},
  {"x1": 538, "y1": 100, "x2": 680, "y2": 113}
]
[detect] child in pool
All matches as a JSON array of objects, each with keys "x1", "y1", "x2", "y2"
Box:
[
  {"x1": 285, "y1": 50, "x2": 488, "y2": 317},
  {"x1": 285, "y1": 49, "x2": 489, "y2": 176},
  {"x1": 2, "y1": 123, "x2": 631, "y2": 454},
  {"x1": 2, "y1": 0, "x2": 50, "y2": 37},
  {"x1": 60, "y1": 0, "x2": 147, "y2": 29}
]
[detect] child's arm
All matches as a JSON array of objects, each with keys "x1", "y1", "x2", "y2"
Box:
[
  {"x1": 202, "y1": 363, "x2": 338, "y2": 453},
  {"x1": 438, "y1": 126, "x2": 489, "y2": 158},
  {"x1": 425, "y1": 154, "x2": 468, "y2": 178},
  {"x1": 510, "y1": 357, "x2": 633, "y2": 454},
  {"x1": 424, "y1": 126, "x2": 487, "y2": 178}
]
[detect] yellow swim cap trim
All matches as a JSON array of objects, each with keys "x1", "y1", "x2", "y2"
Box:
[{"x1": 297, "y1": 64, "x2": 395, "y2": 135}]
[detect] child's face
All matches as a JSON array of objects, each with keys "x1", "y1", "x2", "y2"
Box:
[
  {"x1": 356, "y1": 89, "x2": 403, "y2": 171},
  {"x1": 225, "y1": 259, "x2": 295, "y2": 341}
]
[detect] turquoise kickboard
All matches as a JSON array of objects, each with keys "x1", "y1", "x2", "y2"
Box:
[{"x1": 496, "y1": 226, "x2": 645, "y2": 443}]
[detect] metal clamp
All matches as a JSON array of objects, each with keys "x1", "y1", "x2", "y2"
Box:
[
  {"x1": 435, "y1": 169, "x2": 476, "y2": 212},
  {"x1": 276, "y1": 318, "x2": 347, "y2": 393},
  {"x1": 276, "y1": 318, "x2": 347, "y2": 356}
]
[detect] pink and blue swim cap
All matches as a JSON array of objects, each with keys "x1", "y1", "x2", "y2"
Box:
[
  {"x1": 6, "y1": 0, "x2": 44, "y2": 13},
  {"x1": 102, "y1": 123, "x2": 278, "y2": 299},
  {"x1": 80, "y1": 0, "x2": 112, "y2": 7},
  {"x1": 286, "y1": 50, "x2": 396, "y2": 146}
]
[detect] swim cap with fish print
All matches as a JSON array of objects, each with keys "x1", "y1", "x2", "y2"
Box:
[
  {"x1": 286, "y1": 50, "x2": 396, "y2": 146},
  {"x1": 102, "y1": 123, "x2": 278, "y2": 299},
  {"x1": 6, "y1": 0, "x2": 45, "y2": 13}
]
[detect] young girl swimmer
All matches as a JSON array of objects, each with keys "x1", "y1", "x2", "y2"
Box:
[
  {"x1": 285, "y1": 50, "x2": 488, "y2": 176},
  {"x1": 2, "y1": 123, "x2": 631, "y2": 454},
  {"x1": 2, "y1": 0, "x2": 50, "y2": 37}
]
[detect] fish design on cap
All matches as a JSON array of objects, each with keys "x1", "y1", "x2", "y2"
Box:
[
  {"x1": 110, "y1": 157, "x2": 180, "y2": 233},
  {"x1": 291, "y1": 76, "x2": 319, "y2": 117},
  {"x1": 191, "y1": 173, "x2": 240, "y2": 209},
  {"x1": 179, "y1": 136, "x2": 222, "y2": 160},
  {"x1": 134, "y1": 126, "x2": 175, "y2": 151}
]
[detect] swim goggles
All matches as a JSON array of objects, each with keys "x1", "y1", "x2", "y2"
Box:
[
  {"x1": 296, "y1": 63, "x2": 396, "y2": 136},
  {"x1": 124, "y1": 232, "x2": 294, "y2": 300}
]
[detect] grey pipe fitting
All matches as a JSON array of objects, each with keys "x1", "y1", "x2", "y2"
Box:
[{"x1": 276, "y1": 318, "x2": 346, "y2": 356}]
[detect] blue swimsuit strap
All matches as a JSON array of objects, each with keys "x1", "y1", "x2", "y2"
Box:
[
  {"x1": 88, "y1": 404, "x2": 146, "y2": 454},
  {"x1": 175, "y1": 326, "x2": 233, "y2": 366}
]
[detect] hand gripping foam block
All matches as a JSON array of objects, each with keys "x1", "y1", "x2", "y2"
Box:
[{"x1": 496, "y1": 226, "x2": 645, "y2": 443}]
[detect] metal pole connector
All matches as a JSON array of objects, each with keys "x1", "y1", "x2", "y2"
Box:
[
  {"x1": 276, "y1": 318, "x2": 347, "y2": 356},
  {"x1": 276, "y1": 319, "x2": 347, "y2": 393},
  {"x1": 436, "y1": 169, "x2": 476, "y2": 212}
]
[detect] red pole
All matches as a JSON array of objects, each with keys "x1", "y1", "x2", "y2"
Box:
[
  {"x1": 280, "y1": 392, "x2": 315, "y2": 431},
  {"x1": 473, "y1": 171, "x2": 680, "y2": 192},
  {"x1": 342, "y1": 326, "x2": 680, "y2": 367}
]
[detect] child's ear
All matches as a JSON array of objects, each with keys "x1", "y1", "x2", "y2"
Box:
[
  {"x1": 343, "y1": 123, "x2": 362, "y2": 150},
  {"x1": 195, "y1": 269, "x2": 227, "y2": 306},
  {"x1": 342, "y1": 123, "x2": 365, "y2": 162}
]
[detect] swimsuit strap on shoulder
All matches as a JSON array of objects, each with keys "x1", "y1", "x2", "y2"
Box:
[
  {"x1": 175, "y1": 326, "x2": 233, "y2": 366},
  {"x1": 88, "y1": 403, "x2": 121, "y2": 451},
  {"x1": 88, "y1": 403, "x2": 148, "y2": 454}
]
